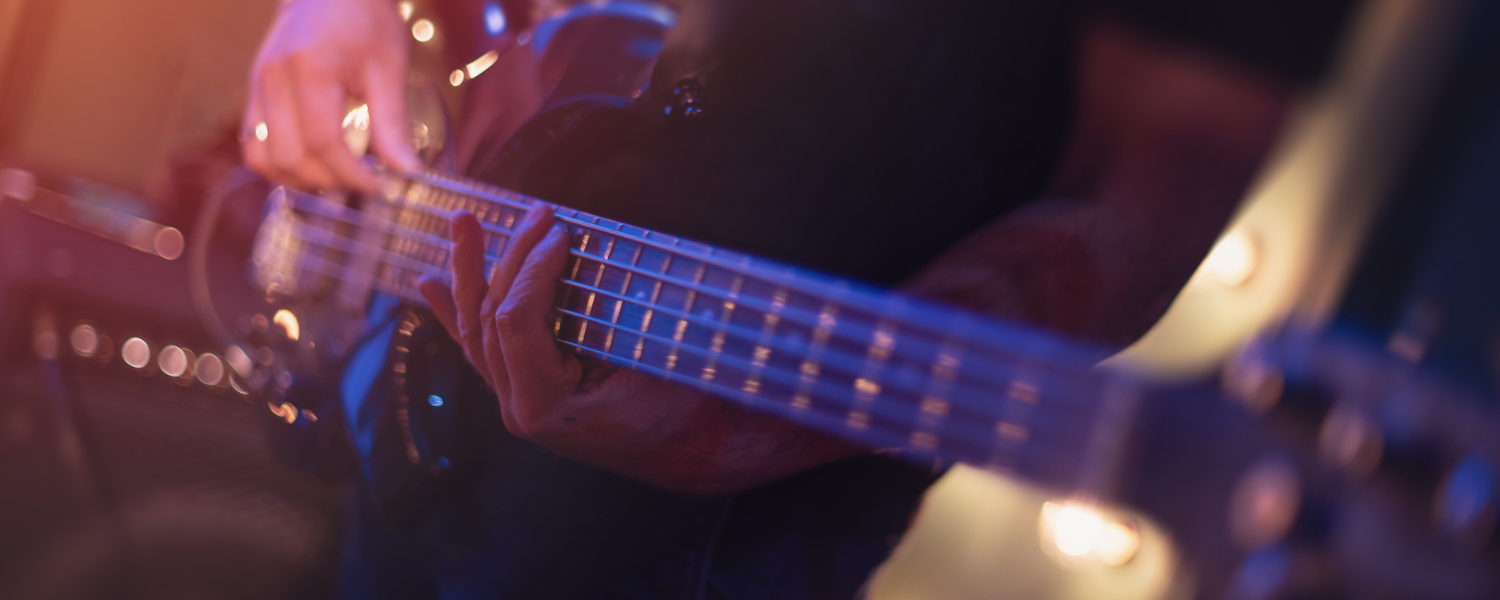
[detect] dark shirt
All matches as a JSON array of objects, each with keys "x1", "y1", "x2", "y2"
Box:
[
  {"x1": 348, "y1": 1, "x2": 1359, "y2": 598},
  {"x1": 499, "y1": 0, "x2": 1355, "y2": 286}
]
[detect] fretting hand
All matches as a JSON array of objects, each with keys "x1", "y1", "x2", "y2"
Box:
[
  {"x1": 417, "y1": 210, "x2": 860, "y2": 495},
  {"x1": 243, "y1": 0, "x2": 421, "y2": 193}
]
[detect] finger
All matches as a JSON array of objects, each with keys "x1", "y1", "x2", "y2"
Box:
[
  {"x1": 365, "y1": 61, "x2": 422, "y2": 174},
  {"x1": 484, "y1": 207, "x2": 556, "y2": 313},
  {"x1": 449, "y1": 211, "x2": 493, "y2": 384},
  {"x1": 496, "y1": 223, "x2": 578, "y2": 426},
  {"x1": 417, "y1": 276, "x2": 461, "y2": 344},
  {"x1": 291, "y1": 63, "x2": 377, "y2": 192},
  {"x1": 261, "y1": 62, "x2": 338, "y2": 191},
  {"x1": 477, "y1": 208, "x2": 556, "y2": 398},
  {"x1": 481, "y1": 299, "x2": 519, "y2": 432}
]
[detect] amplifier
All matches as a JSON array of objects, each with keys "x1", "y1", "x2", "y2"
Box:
[{"x1": 0, "y1": 168, "x2": 346, "y2": 600}]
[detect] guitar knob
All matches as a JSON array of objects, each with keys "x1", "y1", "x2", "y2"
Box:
[
  {"x1": 1223, "y1": 341, "x2": 1334, "y2": 430},
  {"x1": 1230, "y1": 457, "x2": 1303, "y2": 550},
  {"x1": 1317, "y1": 403, "x2": 1384, "y2": 479},
  {"x1": 1224, "y1": 343, "x2": 1284, "y2": 415},
  {"x1": 665, "y1": 79, "x2": 704, "y2": 118},
  {"x1": 1226, "y1": 544, "x2": 1348, "y2": 600},
  {"x1": 1435, "y1": 453, "x2": 1498, "y2": 552},
  {"x1": 1226, "y1": 544, "x2": 1292, "y2": 600},
  {"x1": 1370, "y1": 394, "x2": 1446, "y2": 490}
]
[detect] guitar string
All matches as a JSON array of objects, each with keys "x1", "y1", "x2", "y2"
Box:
[
  {"x1": 279, "y1": 218, "x2": 1000, "y2": 406},
  {"x1": 274, "y1": 217, "x2": 1103, "y2": 423},
  {"x1": 281, "y1": 242, "x2": 1040, "y2": 462},
  {"x1": 386, "y1": 171, "x2": 1084, "y2": 364},
  {"x1": 279, "y1": 191, "x2": 1098, "y2": 398},
  {"x1": 279, "y1": 222, "x2": 1104, "y2": 462}
]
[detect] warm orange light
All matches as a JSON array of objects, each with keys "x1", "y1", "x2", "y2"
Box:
[
  {"x1": 1039, "y1": 501, "x2": 1141, "y2": 566},
  {"x1": 398, "y1": 1, "x2": 414, "y2": 21},
  {"x1": 342, "y1": 104, "x2": 370, "y2": 131},
  {"x1": 1230, "y1": 459, "x2": 1301, "y2": 550},
  {"x1": 274, "y1": 309, "x2": 300, "y2": 341},
  {"x1": 269, "y1": 401, "x2": 298, "y2": 424},
  {"x1": 154, "y1": 227, "x2": 184, "y2": 260},
  {"x1": 1201, "y1": 229, "x2": 1260, "y2": 287},
  {"x1": 197, "y1": 353, "x2": 225, "y2": 386},
  {"x1": 159, "y1": 345, "x2": 188, "y2": 378},
  {"x1": 123, "y1": 337, "x2": 151, "y2": 369},
  {"x1": 71, "y1": 324, "x2": 99, "y2": 357},
  {"x1": 412, "y1": 19, "x2": 435, "y2": 42},
  {"x1": 466, "y1": 50, "x2": 500, "y2": 79},
  {"x1": 1046, "y1": 502, "x2": 1104, "y2": 557}
]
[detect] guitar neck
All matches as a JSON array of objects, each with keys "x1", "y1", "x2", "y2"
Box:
[{"x1": 258, "y1": 170, "x2": 1133, "y2": 495}]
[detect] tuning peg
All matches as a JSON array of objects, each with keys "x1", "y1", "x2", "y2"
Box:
[
  {"x1": 1226, "y1": 544, "x2": 1292, "y2": 600},
  {"x1": 1368, "y1": 393, "x2": 1447, "y2": 491},
  {"x1": 1225, "y1": 543, "x2": 1347, "y2": 600},
  {"x1": 1223, "y1": 341, "x2": 1335, "y2": 433},
  {"x1": 1318, "y1": 403, "x2": 1384, "y2": 479},
  {"x1": 1434, "y1": 453, "x2": 1498, "y2": 553},
  {"x1": 1223, "y1": 345, "x2": 1286, "y2": 415},
  {"x1": 1230, "y1": 457, "x2": 1303, "y2": 550}
]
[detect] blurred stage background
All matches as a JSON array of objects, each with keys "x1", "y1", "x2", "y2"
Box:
[{"x1": 1, "y1": 0, "x2": 1497, "y2": 598}]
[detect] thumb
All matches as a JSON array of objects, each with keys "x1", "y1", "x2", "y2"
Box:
[{"x1": 365, "y1": 61, "x2": 422, "y2": 174}]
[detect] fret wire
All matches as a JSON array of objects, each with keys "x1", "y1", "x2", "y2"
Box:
[
  {"x1": 284, "y1": 238, "x2": 1085, "y2": 465},
  {"x1": 741, "y1": 287, "x2": 786, "y2": 396},
  {"x1": 296, "y1": 188, "x2": 1028, "y2": 380},
  {"x1": 552, "y1": 242, "x2": 1063, "y2": 387},
  {"x1": 555, "y1": 277, "x2": 981, "y2": 406},
  {"x1": 285, "y1": 193, "x2": 455, "y2": 250},
  {"x1": 792, "y1": 298, "x2": 840, "y2": 410},
  {"x1": 848, "y1": 319, "x2": 896, "y2": 431},
  {"x1": 700, "y1": 274, "x2": 744, "y2": 384},
  {"x1": 596, "y1": 236, "x2": 619, "y2": 353},
  {"x1": 633, "y1": 252, "x2": 671, "y2": 363},
  {"x1": 913, "y1": 337, "x2": 963, "y2": 453},
  {"x1": 609, "y1": 243, "x2": 644, "y2": 357},
  {"x1": 667, "y1": 259, "x2": 703, "y2": 371},
  {"x1": 277, "y1": 225, "x2": 1063, "y2": 412},
  {"x1": 290, "y1": 242, "x2": 425, "y2": 304},
  {"x1": 551, "y1": 337, "x2": 928, "y2": 455},
  {"x1": 276, "y1": 229, "x2": 1085, "y2": 473},
  {"x1": 672, "y1": 262, "x2": 708, "y2": 378},
  {"x1": 404, "y1": 172, "x2": 1026, "y2": 359},
  {"x1": 554, "y1": 307, "x2": 916, "y2": 428},
  {"x1": 282, "y1": 186, "x2": 1092, "y2": 395},
  {"x1": 551, "y1": 307, "x2": 1032, "y2": 462}
]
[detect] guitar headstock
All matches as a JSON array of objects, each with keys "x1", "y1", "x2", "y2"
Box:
[{"x1": 1114, "y1": 329, "x2": 1499, "y2": 598}]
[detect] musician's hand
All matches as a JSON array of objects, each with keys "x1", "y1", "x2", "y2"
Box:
[
  {"x1": 243, "y1": 0, "x2": 420, "y2": 193},
  {"x1": 418, "y1": 210, "x2": 860, "y2": 494}
]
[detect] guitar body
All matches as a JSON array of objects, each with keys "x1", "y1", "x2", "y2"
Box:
[
  {"x1": 295, "y1": 7, "x2": 942, "y2": 598},
  {"x1": 248, "y1": 2, "x2": 1500, "y2": 599}
]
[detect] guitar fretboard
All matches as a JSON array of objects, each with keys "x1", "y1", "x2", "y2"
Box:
[{"x1": 254, "y1": 170, "x2": 1133, "y2": 494}]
